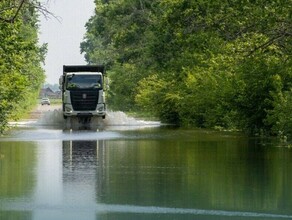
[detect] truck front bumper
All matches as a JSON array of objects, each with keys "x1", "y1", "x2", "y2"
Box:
[{"x1": 63, "y1": 103, "x2": 106, "y2": 117}]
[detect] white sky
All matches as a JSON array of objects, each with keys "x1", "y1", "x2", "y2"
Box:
[{"x1": 39, "y1": 0, "x2": 95, "y2": 84}]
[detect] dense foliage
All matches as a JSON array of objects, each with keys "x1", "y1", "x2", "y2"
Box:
[
  {"x1": 0, "y1": 0, "x2": 46, "y2": 133},
  {"x1": 82, "y1": 0, "x2": 292, "y2": 140}
]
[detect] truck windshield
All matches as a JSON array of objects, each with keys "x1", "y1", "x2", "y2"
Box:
[{"x1": 66, "y1": 74, "x2": 102, "y2": 90}]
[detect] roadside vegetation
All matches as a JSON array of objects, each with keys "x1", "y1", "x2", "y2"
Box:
[
  {"x1": 81, "y1": 0, "x2": 292, "y2": 141},
  {"x1": 0, "y1": 0, "x2": 46, "y2": 133}
]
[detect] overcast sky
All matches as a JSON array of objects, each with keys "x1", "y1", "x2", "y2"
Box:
[{"x1": 39, "y1": 0, "x2": 95, "y2": 84}]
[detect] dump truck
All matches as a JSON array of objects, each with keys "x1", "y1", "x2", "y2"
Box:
[{"x1": 59, "y1": 65, "x2": 107, "y2": 127}]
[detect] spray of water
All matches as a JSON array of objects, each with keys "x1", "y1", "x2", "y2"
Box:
[
  {"x1": 37, "y1": 108, "x2": 64, "y2": 126},
  {"x1": 35, "y1": 108, "x2": 159, "y2": 128}
]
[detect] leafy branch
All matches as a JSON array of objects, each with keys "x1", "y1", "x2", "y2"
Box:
[
  {"x1": 0, "y1": 0, "x2": 25, "y2": 23},
  {"x1": 0, "y1": 0, "x2": 57, "y2": 23}
]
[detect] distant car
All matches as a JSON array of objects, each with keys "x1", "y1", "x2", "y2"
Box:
[{"x1": 41, "y1": 98, "x2": 50, "y2": 105}]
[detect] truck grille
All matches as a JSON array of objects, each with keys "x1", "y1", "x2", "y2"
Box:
[{"x1": 70, "y1": 90, "x2": 98, "y2": 111}]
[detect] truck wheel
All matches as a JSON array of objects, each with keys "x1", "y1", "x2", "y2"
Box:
[{"x1": 64, "y1": 117, "x2": 72, "y2": 130}]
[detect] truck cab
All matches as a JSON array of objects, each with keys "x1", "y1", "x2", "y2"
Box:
[{"x1": 59, "y1": 65, "x2": 106, "y2": 123}]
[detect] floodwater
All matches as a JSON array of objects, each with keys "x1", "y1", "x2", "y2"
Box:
[{"x1": 1, "y1": 111, "x2": 292, "y2": 220}]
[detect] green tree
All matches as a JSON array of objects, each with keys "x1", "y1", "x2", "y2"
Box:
[
  {"x1": 0, "y1": 0, "x2": 46, "y2": 133},
  {"x1": 82, "y1": 0, "x2": 292, "y2": 138}
]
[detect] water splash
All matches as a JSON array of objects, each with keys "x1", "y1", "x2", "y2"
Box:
[
  {"x1": 37, "y1": 108, "x2": 65, "y2": 126},
  {"x1": 9, "y1": 107, "x2": 160, "y2": 129},
  {"x1": 104, "y1": 111, "x2": 139, "y2": 125},
  {"x1": 37, "y1": 109, "x2": 160, "y2": 127},
  {"x1": 104, "y1": 111, "x2": 159, "y2": 126}
]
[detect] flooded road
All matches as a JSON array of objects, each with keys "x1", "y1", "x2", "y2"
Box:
[{"x1": 1, "y1": 109, "x2": 292, "y2": 220}]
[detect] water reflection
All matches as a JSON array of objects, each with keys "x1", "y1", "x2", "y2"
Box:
[
  {"x1": 33, "y1": 141, "x2": 62, "y2": 220},
  {"x1": 0, "y1": 141, "x2": 36, "y2": 220},
  {"x1": 1, "y1": 129, "x2": 292, "y2": 220},
  {"x1": 62, "y1": 140, "x2": 103, "y2": 203},
  {"x1": 0, "y1": 142, "x2": 36, "y2": 198},
  {"x1": 62, "y1": 138, "x2": 292, "y2": 219}
]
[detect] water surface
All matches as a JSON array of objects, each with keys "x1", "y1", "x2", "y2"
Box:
[{"x1": 1, "y1": 124, "x2": 292, "y2": 220}]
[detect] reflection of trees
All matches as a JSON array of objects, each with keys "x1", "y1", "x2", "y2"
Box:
[
  {"x1": 0, "y1": 142, "x2": 36, "y2": 198},
  {"x1": 0, "y1": 142, "x2": 35, "y2": 220},
  {"x1": 61, "y1": 135, "x2": 292, "y2": 215},
  {"x1": 94, "y1": 140, "x2": 186, "y2": 206},
  {"x1": 86, "y1": 137, "x2": 292, "y2": 215},
  {"x1": 182, "y1": 138, "x2": 292, "y2": 214}
]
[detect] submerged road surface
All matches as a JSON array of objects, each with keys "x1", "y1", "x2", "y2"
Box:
[{"x1": 1, "y1": 108, "x2": 292, "y2": 220}]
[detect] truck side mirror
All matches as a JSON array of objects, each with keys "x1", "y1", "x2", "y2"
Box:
[{"x1": 59, "y1": 76, "x2": 63, "y2": 90}]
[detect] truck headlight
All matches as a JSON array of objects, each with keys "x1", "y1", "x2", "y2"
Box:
[
  {"x1": 65, "y1": 105, "x2": 73, "y2": 112},
  {"x1": 98, "y1": 106, "x2": 104, "y2": 112}
]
